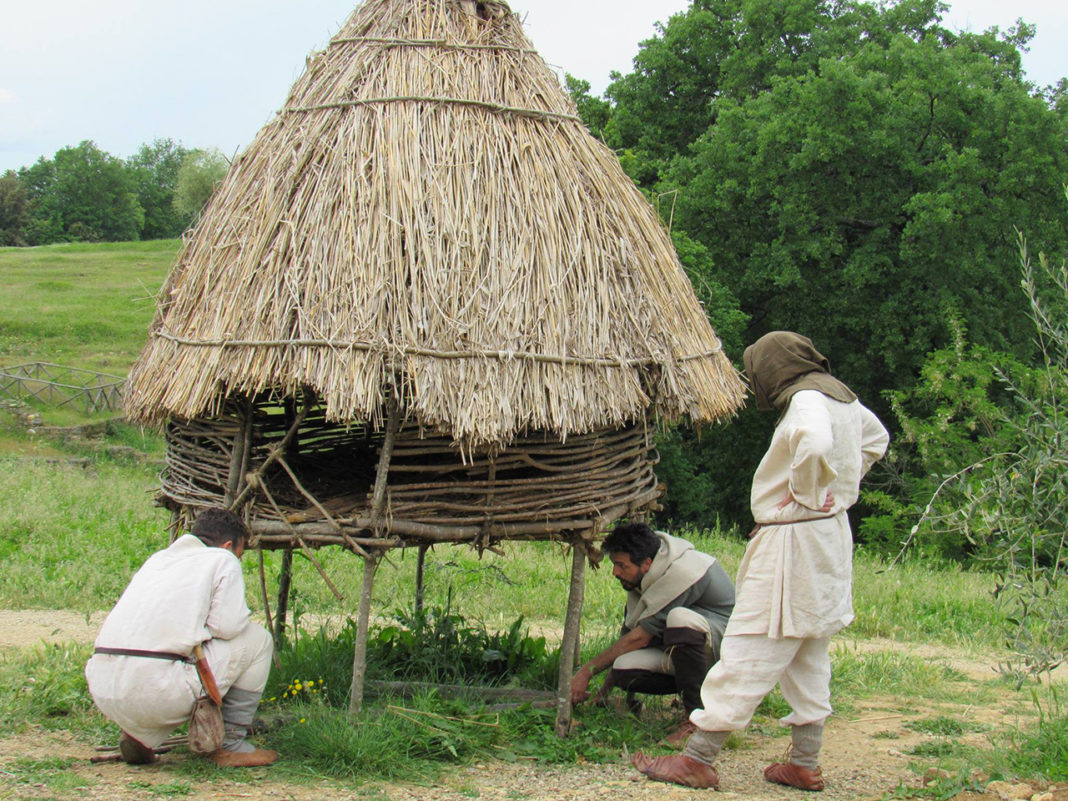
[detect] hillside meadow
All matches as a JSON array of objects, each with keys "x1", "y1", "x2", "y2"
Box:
[
  {"x1": 0, "y1": 241, "x2": 1064, "y2": 800},
  {"x1": 0, "y1": 239, "x2": 177, "y2": 376}
]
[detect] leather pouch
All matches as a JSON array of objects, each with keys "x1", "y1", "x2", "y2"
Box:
[{"x1": 188, "y1": 696, "x2": 224, "y2": 755}]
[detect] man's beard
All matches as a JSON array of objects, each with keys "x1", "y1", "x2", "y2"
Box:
[{"x1": 617, "y1": 577, "x2": 640, "y2": 591}]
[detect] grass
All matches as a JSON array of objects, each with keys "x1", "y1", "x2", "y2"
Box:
[
  {"x1": 0, "y1": 643, "x2": 106, "y2": 739},
  {"x1": 0, "y1": 239, "x2": 176, "y2": 377},
  {"x1": 1, "y1": 757, "x2": 91, "y2": 793}
]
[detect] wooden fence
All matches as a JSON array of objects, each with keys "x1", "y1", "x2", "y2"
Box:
[{"x1": 0, "y1": 362, "x2": 124, "y2": 414}]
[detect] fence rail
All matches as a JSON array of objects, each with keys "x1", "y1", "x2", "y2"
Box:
[{"x1": 0, "y1": 362, "x2": 125, "y2": 414}]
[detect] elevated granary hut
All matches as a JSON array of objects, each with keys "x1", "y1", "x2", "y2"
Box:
[{"x1": 124, "y1": 0, "x2": 746, "y2": 730}]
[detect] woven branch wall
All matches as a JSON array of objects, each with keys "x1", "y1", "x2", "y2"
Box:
[{"x1": 162, "y1": 393, "x2": 661, "y2": 552}]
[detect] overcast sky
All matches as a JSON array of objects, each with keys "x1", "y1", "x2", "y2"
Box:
[{"x1": 1, "y1": 0, "x2": 1064, "y2": 173}]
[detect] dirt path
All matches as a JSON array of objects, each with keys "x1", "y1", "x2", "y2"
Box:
[{"x1": 0, "y1": 610, "x2": 1052, "y2": 801}]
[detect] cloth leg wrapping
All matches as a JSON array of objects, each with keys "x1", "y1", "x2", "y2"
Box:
[
  {"x1": 789, "y1": 722, "x2": 824, "y2": 769},
  {"x1": 682, "y1": 729, "x2": 729, "y2": 767},
  {"x1": 220, "y1": 687, "x2": 260, "y2": 753}
]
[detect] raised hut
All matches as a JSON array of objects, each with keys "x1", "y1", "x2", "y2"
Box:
[{"x1": 124, "y1": 0, "x2": 746, "y2": 731}]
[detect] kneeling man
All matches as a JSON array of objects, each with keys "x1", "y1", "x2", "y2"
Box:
[
  {"x1": 570, "y1": 522, "x2": 735, "y2": 745},
  {"x1": 86, "y1": 507, "x2": 277, "y2": 767}
]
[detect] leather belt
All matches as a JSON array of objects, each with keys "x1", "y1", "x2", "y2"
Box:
[
  {"x1": 93, "y1": 647, "x2": 194, "y2": 663},
  {"x1": 748, "y1": 513, "x2": 839, "y2": 538},
  {"x1": 752, "y1": 513, "x2": 838, "y2": 528}
]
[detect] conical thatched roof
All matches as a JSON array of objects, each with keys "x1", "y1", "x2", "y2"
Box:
[{"x1": 125, "y1": 0, "x2": 745, "y2": 446}]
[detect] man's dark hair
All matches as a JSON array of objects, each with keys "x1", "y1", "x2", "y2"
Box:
[
  {"x1": 191, "y1": 507, "x2": 250, "y2": 549},
  {"x1": 602, "y1": 522, "x2": 660, "y2": 565}
]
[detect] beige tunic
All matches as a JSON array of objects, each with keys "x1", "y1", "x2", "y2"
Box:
[
  {"x1": 727, "y1": 390, "x2": 888, "y2": 639},
  {"x1": 85, "y1": 535, "x2": 253, "y2": 747}
]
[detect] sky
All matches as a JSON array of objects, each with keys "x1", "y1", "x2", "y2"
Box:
[{"x1": 0, "y1": 0, "x2": 1064, "y2": 173}]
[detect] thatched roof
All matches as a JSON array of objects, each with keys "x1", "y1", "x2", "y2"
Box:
[{"x1": 125, "y1": 0, "x2": 746, "y2": 446}]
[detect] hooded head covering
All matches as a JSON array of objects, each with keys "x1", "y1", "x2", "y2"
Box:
[{"x1": 743, "y1": 331, "x2": 857, "y2": 412}]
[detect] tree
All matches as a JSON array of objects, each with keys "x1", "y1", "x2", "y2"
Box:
[
  {"x1": 576, "y1": 0, "x2": 1068, "y2": 529},
  {"x1": 664, "y1": 23, "x2": 1068, "y2": 409},
  {"x1": 897, "y1": 229, "x2": 1068, "y2": 683},
  {"x1": 0, "y1": 171, "x2": 29, "y2": 246},
  {"x1": 127, "y1": 139, "x2": 190, "y2": 239},
  {"x1": 604, "y1": 0, "x2": 949, "y2": 182},
  {"x1": 174, "y1": 148, "x2": 229, "y2": 223},
  {"x1": 20, "y1": 141, "x2": 144, "y2": 243}
]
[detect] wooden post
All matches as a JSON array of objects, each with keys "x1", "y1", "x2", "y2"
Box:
[
  {"x1": 414, "y1": 543, "x2": 429, "y2": 614},
  {"x1": 348, "y1": 552, "x2": 378, "y2": 715},
  {"x1": 274, "y1": 549, "x2": 294, "y2": 642},
  {"x1": 349, "y1": 391, "x2": 401, "y2": 715},
  {"x1": 273, "y1": 397, "x2": 300, "y2": 640},
  {"x1": 555, "y1": 537, "x2": 587, "y2": 736},
  {"x1": 224, "y1": 400, "x2": 252, "y2": 508}
]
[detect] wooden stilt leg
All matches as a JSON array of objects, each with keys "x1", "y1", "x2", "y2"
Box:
[
  {"x1": 555, "y1": 538, "x2": 587, "y2": 736},
  {"x1": 274, "y1": 549, "x2": 294, "y2": 642},
  {"x1": 348, "y1": 553, "x2": 378, "y2": 715},
  {"x1": 415, "y1": 543, "x2": 429, "y2": 614},
  {"x1": 348, "y1": 390, "x2": 400, "y2": 715}
]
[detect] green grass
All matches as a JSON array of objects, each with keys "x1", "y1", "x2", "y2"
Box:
[
  {"x1": 0, "y1": 239, "x2": 176, "y2": 376},
  {"x1": 905, "y1": 715, "x2": 987, "y2": 736},
  {"x1": 0, "y1": 756, "x2": 92, "y2": 793},
  {"x1": 0, "y1": 453, "x2": 170, "y2": 608},
  {"x1": 0, "y1": 643, "x2": 106, "y2": 739}
]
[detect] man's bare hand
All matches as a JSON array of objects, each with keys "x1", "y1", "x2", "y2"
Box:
[
  {"x1": 570, "y1": 668, "x2": 591, "y2": 706},
  {"x1": 819, "y1": 490, "x2": 835, "y2": 512}
]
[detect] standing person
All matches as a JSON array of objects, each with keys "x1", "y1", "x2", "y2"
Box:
[
  {"x1": 86, "y1": 507, "x2": 278, "y2": 767},
  {"x1": 633, "y1": 331, "x2": 889, "y2": 790},
  {"x1": 570, "y1": 522, "x2": 735, "y2": 746}
]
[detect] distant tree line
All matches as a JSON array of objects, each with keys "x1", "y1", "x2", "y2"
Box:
[
  {"x1": 0, "y1": 139, "x2": 229, "y2": 246},
  {"x1": 568, "y1": 0, "x2": 1068, "y2": 550}
]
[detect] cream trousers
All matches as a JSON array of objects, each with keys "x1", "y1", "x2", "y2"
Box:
[
  {"x1": 689, "y1": 632, "x2": 832, "y2": 731},
  {"x1": 612, "y1": 607, "x2": 713, "y2": 674}
]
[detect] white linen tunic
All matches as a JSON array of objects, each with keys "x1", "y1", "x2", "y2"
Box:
[
  {"x1": 727, "y1": 391, "x2": 889, "y2": 640},
  {"x1": 85, "y1": 535, "x2": 253, "y2": 747}
]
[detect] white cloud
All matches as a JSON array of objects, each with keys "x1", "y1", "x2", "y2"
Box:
[{"x1": 0, "y1": 88, "x2": 19, "y2": 105}]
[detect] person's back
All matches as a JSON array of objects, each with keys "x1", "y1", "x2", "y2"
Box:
[
  {"x1": 86, "y1": 508, "x2": 277, "y2": 767},
  {"x1": 94, "y1": 534, "x2": 250, "y2": 656}
]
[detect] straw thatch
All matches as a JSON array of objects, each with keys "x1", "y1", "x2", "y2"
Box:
[{"x1": 124, "y1": 0, "x2": 745, "y2": 447}]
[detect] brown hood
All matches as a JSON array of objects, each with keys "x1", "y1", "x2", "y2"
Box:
[{"x1": 743, "y1": 331, "x2": 857, "y2": 412}]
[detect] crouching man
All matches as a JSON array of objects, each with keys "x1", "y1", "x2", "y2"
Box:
[
  {"x1": 86, "y1": 507, "x2": 277, "y2": 767},
  {"x1": 570, "y1": 522, "x2": 735, "y2": 746}
]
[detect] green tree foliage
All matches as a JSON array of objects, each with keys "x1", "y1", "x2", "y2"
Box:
[
  {"x1": 173, "y1": 148, "x2": 229, "y2": 223},
  {"x1": 861, "y1": 319, "x2": 1040, "y2": 559},
  {"x1": 19, "y1": 141, "x2": 144, "y2": 244},
  {"x1": 891, "y1": 230, "x2": 1068, "y2": 683},
  {"x1": 127, "y1": 138, "x2": 191, "y2": 239},
  {"x1": 0, "y1": 171, "x2": 30, "y2": 246},
  {"x1": 577, "y1": 0, "x2": 1068, "y2": 529}
]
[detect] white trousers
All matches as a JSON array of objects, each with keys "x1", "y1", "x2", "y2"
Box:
[
  {"x1": 86, "y1": 623, "x2": 273, "y2": 748},
  {"x1": 613, "y1": 607, "x2": 714, "y2": 674},
  {"x1": 689, "y1": 633, "x2": 832, "y2": 731}
]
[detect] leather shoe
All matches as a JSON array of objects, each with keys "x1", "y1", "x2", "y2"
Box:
[
  {"x1": 208, "y1": 747, "x2": 279, "y2": 767},
  {"x1": 118, "y1": 731, "x2": 157, "y2": 765},
  {"x1": 661, "y1": 719, "x2": 698, "y2": 748},
  {"x1": 764, "y1": 762, "x2": 824, "y2": 791},
  {"x1": 632, "y1": 752, "x2": 719, "y2": 789}
]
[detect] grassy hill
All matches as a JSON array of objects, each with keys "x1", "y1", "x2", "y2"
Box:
[{"x1": 0, "y1": 239, "x2": 178, "y2": 376}]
